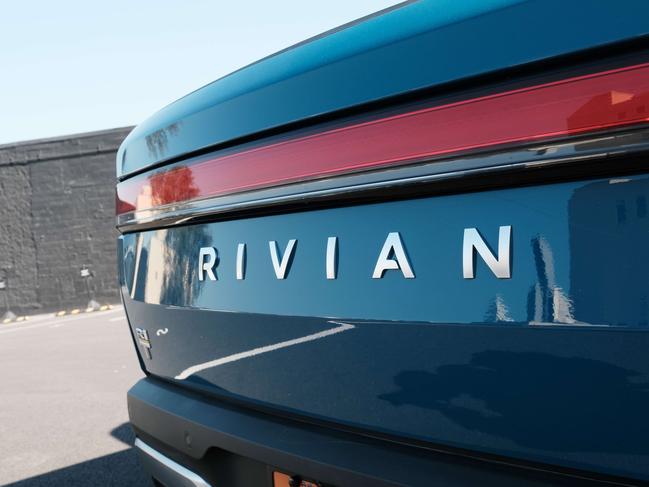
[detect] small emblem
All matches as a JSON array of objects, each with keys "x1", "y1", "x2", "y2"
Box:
[
  {"x1": 156, "y1": 328, "x2": 169, "y2": 336},
  {"x1": 135, "y1": 328, "x2": 152, "y2": 359}
]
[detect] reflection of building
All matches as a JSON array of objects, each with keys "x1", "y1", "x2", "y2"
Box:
[
  {"x1": 484, "y1": 294, "x2": 513, "y2": 322},
  {"x1": 527, "y1": 236, "x2": 574, "y2": 324},
  {"x1": 567, "y1": 90, "x2": 649, "y2": 131},
  {"x1": 568, "y1": 178, "x2": 649, "y2": 327},
  {"x1": 568, "y1": 90, "x2": 649, "y2": 152}
]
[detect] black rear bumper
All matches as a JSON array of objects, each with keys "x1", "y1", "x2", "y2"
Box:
[{"x1": 128, "y1": 377, "x2": 630, "y2": 487}]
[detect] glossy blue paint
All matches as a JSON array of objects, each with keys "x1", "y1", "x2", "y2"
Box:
[
  {"x1": 120, "y1": 173, "x2": 649, "y2": 480},
  {"x1": 117, "y1": 0, "x2": 649, "y2": 178}
]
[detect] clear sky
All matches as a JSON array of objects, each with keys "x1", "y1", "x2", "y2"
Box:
[{"x1": 0, "y1": 1, "x2": 399, "y2": 145}]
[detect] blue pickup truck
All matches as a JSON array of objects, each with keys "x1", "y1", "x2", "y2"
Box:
[{"x1": 116, "y1": 1, "x2": 649, "y2": 485}]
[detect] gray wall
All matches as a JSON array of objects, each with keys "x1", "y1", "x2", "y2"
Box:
[{"x1": 0, "y1": 127, "x2": 133, "y2": 314}]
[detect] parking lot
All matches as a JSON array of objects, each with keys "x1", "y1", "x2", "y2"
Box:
[{"x1": 0, "y1": 308, "x2": 149, "y2": 486}]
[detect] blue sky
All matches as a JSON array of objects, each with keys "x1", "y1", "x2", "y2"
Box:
[{"x1": 0, "y1": 1, "x2": 398, "y2": 145}]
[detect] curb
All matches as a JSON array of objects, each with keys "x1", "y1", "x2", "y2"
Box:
[
  {"x1": 2, "y1": 316, "x2": 28, "y2": 325},
  {"x1": 54, "y1": 304, "x2": 114, "y2": 318}
]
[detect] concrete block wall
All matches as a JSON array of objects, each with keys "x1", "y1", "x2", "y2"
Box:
[
  {"x1": 0, "y1": 164, "x2": 38, "y2": 311},
  {"x1": 0, "y1": 127, "x2": 133, "y2": 314}
]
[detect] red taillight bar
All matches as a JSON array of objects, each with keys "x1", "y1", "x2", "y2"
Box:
[{"x1": 117, "y1": 62, "x2": 649, "y2": 215}]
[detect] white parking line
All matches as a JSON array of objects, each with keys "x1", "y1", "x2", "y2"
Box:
[
  {"x1": 109, "y1": 316, "x2": 126, "y2": 322},
  {"x1": 0, "y1": 308, "x2": 124, "y2": 335},
  {"x1": 175, "y1": 321, "x2": 355, "y2": 380}
]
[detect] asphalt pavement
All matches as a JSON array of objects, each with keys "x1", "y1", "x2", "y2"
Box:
[{"x1": 0, "y1": 307, "x2": 150, "y2": 486}]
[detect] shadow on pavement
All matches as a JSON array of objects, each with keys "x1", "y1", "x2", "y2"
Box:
[
  {"x1": 4, "y1": 424, "x2": 151, "y2": 487},
  {"x1": 110, "y1": 422, "x2": 137, "y2": 446}
]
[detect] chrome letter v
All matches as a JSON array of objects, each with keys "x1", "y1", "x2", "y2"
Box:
[{"x1": 269, "y1": 239, "x2": 297, "y2": 279}]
